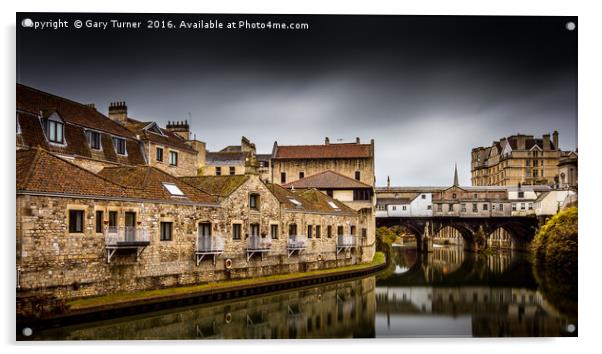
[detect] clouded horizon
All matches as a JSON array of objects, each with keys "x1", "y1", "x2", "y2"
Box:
[{"x1": 16, "y1": 14, "x2": 578, "y2": 186}]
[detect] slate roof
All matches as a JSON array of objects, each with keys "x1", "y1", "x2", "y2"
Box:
[
  {"x1": 273, "y1": 143, "x2": 373, "y2": 159},
  {"x1": 205, "y1": 151, "x2": 249, "y2": 165},
  {"x1": 122, "y1": 118, "x2": 197, "y2": 153},
  {"x1": 16, "y1": 84, "x2": 146, "y2": 165},
  {"x1": 179, "y1": 175, "x2": 249, "y2": 197},
  {"x1": 282, "y1": 170, "x2": 373, "y2": 189}
]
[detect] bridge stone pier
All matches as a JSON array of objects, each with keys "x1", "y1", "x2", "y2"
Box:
[{"x1": 377, "y1": 216, "x2": 539, "y2": 253}]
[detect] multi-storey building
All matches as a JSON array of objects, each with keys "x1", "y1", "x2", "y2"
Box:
[
  {"x1": 471, "y1": 132, "x2": 576, "y2": 187},
  {"x1": 16, "y1": 84, "x2": 373, "y2": 303},
  {"x1": 271, "y1": 137, "x2": 375, "y2": 187},
  {"x1": 199, "y1": 136, "x2": 271, "y2": 180}
]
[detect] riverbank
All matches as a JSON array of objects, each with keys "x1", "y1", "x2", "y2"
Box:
[{"x1": 18, "y1": 252, "x2": 386, "y2": 331}]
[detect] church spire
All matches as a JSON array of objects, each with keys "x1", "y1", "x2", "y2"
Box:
[{"x1": 453, "y1": 163, "x2": 459, "y2": 186}]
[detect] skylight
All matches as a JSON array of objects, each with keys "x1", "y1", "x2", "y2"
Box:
[
  {"x1": 288, "y1": 198, "x2": 302, "y2": 207},
  {"x1": 328, "y1": 201, "x2": 340, "y2": 209},
  {"x1": 163, "y1": 182, "x2": 185, "y2": 196}
]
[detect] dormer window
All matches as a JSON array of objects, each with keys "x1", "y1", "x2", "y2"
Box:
[
  {"x1": 86, "y1": 130, "x2": 101, "y2": 150},
  {"x1": 169, "y1": 151, "x2": 178, "y2": 166},
  {"x1": 112, "y1": 137, "x2": 126, "y2": 155},
  {"x1": 43, "y1": 115, "x2": 64, "y2": 144}
]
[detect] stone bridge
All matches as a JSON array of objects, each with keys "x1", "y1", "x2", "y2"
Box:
[{"x1": 376, "y1": 216, "x2": 540, "y2": 252}]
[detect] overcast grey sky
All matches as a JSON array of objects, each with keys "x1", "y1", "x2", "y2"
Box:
[{"x1": 17, "y1": 14, "x2": 577, "y2": 186}]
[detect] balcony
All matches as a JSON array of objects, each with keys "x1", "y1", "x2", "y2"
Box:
[
  {"x1": 104, "y1": 226, "x2": 150, "y2": 263},
  {"x1": 287, "y1": 235, "x2": 307, "y2": 257},
  {"x1": 196, "y1": 234, "x2": 225, "y2": 265},
  {"x1": 336, "y1": 235, "x2": 357, "y2": 254},
  {"x1": 246, "y1": 236, "x2": 272, "y2": 261}
]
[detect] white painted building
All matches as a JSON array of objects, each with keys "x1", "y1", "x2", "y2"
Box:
[{"x1": 534, "y1": 190, "x2": 576, "y2": 216}]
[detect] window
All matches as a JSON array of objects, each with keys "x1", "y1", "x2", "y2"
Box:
[
  {"x1": 402, "y1": 205, "x2": 407, "y2": 211},
  {"x1": 483, "y1": 204, "x2": 488, "y2": 211},
  {"x1": 473, "y1": 193, "x2": 478, "y2": 199},
  {"x1": 250, "y1": 224, "x2": 259, "y2": 237},
  {"x1": 289, "y1": 198, "x2": 302, "y2": 207},
  {"x1": 355, "y1": 171, "x2": 361, "y2": 180},
  {"x1": 160, "y1": 222, "x2": 173, "y2": 241},
  {"x1": 229, "y1": 166, "x2": 235, "y2": 175},
  {"x1": 289, "y1": 223, "x2": 297, "y2": 236},
  {"x1": 299, "y1": 171, "x2": 305, "y2": 179},
  {"x1": 421, "y1": 194, "x2": 426, "y2": 199},
  {"x1": 521, "y1": 203, "x2": 526, "y2": 211},
  {"x1": 69, "y1": 210, "x2": 84, "y2": 233},
  {"x1": 86, "y1": 130, "x2": 101, "y2": 150},
  {"x1": 162, "y1": 182, "x2": 185, "y2": 196},
  {"x1": 112, "y1": 137, "x2": 126, "y2": 155},
  {"x1": 45, "y1": 118, "x2": 64, "y2": 144},
  {"x1": 448, "y1": 204, "x2": 453, "y2": 212},
  {"x1": 95, "y1": 210, "x2": 103, "y2": 233},
  {"x1": 307, "y1": 225, "x2": 313, "y2": 238},
  {"x1": 327, "y1": 225, "x2": 332, "y2": 238},
  {"x1": 316, "y1": 225, "x2": 321, "y2": 238},
  {"x1": 271, "y1": 224, "x2": 278, "y2": 239},
  {"x1": 350, "y1": 226, "x2": 356, "y2": 236},
  {"x1": 492, "y1": 204, "x2": 496, "y2": 211},
  {"x1": 337, "y1": 226, "x2": 344, "y2": 236},
  {"x1": 461, "y1": 204, "x2": 466, "y2": 212},
  {"x1": 392, "y1": 206, "x2": 397, "y2": 211},
  {"x1": 215, "y1": 167, "x2": 222, "y2": 176},
  {"x1": 232, "y1": 223, "x2": 241, "y2": 240},
  {"x1": 108, "y1": 211, "x2": 118, "y2": 227},
  {"x1": 437, "y1": 204, "x2": 442, "y2": 212},
  {"x1": 199, "y1": 222, "x2": 211, "y2": 238},
  {"x1": 528, "y1": 203, "x2": 533, "y2": 210},
  {"x1": 250, "y1": 194, "x2": 259, "y2": 210},
  {"x1": 452, "y1": 193, "x2": 457, "y2": 199},
  {"x1": 518, "y1": 191, "x2": 525, "y2": 198},
  {"x1": 512, "y1": 203, "x2": 517, "y2": 211},
  {"x1": 472, "y1": 204, "x2": 478, "y2": 212},
  {"x1": 353, "y1": 189, "x2": 371, "y2": 201},
  {"x1": 169, "y1": 151, "x2": 178, "y2": 166},
  {"x1": 362, "y1": 228, "x2": 367, "y2": 238},
  {"x1": 156, "y1": 147, "x2": 163, "y2": 162},
  {"x1": 281, "y1": 172, "x2": 286, "y2": 184},
  {"x1": 499, "y1": 204, "x2": 504, "y2": 211},
  {"x1": 328, "y1": 201, "x2": 339, "y2": 210},
  {"x1": 427, "y1": 205, "x2": 432, "y2": 210}
]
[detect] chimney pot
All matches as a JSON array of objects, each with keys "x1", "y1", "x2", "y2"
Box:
[
  {"x1": 325, "y1": 137, "x2": 330, "y2": 145},
  {"x1": 356, "y1": 137, "x2": 360, "y2": 144}
]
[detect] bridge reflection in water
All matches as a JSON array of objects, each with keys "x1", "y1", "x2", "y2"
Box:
[
  {"x1": 376, "y1": 245, "x2": 576, "y2": 337},
  {"x1": 30, "y1": 245, "x2": 575, "y2": 339}
]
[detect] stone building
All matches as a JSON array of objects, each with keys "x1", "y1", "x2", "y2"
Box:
[
  {"x1": 16, "y1": 84, "x2": 146, "y2": 173},
  {"x1": 471, "y1": 132, "x2": 576, "y2": 187},
  {"x1": 271, "y1": 137, "x2": 375, "y2": 187},
  {"x1": 17, "y1": 147, "x2": 367, "y2": 301},
  {"x1": 557, "y1": 151, "x2": 578, "y2": 189},
  {"x1": 200, "y1": 136, "x2": 266, "y2": 178}
]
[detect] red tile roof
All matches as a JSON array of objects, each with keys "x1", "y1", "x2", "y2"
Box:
[
  {"x1": 282, "y1": 170, "x2": 373, "y2": 190},
  {"x1": 266, "y1": 184, "x2": 357, "y2": 215},
  {"x1": 273, "y1": 143, "x2": 373, "y2": 159},
  {"x1": 123, "y1": 118, "x2": 197, "y2": 153}
]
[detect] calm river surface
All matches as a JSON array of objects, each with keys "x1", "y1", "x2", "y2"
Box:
[{"x1": 29, "y1": 245, "x2": 577, "y2": 340}]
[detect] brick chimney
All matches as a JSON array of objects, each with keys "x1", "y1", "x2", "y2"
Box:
[
  {"x1": 553, "y1": 130, "x2": 559, "y2": 150},
  {"x1": 108, "y1": 101, "x2": 127, "y2": 123},
  {"x1": 543, "y1": 134, "x2": 551, "y2": 150},
  {"x1": 166, "y1": 120, "x2": 190, "y2": 140}
]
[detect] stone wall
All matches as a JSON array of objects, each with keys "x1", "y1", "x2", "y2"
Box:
[
  {"x1": 145, "y1": 141, "x2": 198, "y2": 177},
  {"x1": 17, "y1": 183, "x2": 369, "y2": 300},
  {"x1": 272, "y1": 158, "x2": 374, "y2": 187},
  {"x1": 200, "y1": 164, "x2": 246, "y2": 177}
]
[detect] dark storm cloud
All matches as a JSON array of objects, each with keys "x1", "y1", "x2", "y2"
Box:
[{"x1": 16, "y1": 14, "x2": 577, "y2": 186}]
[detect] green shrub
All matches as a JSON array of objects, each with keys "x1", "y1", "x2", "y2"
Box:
[{"x1": 531, "y1": 207, "x2": 578, "y2": 270}]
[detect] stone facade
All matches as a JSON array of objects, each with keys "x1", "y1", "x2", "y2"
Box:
[
  {"x1": 143, "y1": 140, "x2": 198, "y2": 177},
  {"x1": 471, "y1": 131, "x2": 576, "y2": 187}
]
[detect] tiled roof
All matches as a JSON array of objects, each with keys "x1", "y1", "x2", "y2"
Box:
[
  {"x1": 17, "y1": 148, "x2": 127, "y2": 198},
  {"x1": 273, "y1": 143, "x2": 373, "y2": 159},
  {"x1": 377, "y1": 197, "x2": 413, "y2": 204},
  {"x1": 16, "y1": 85, "x2": 146, "y2": 165},
  {"x1": 123, "y1": 118, "x2": 197, "y2": 153},
  {"x1": 179, "y1": 175, "x2": 249, "y2": 197},
  {"x1": 266, "y1": 184, "x2": 357, "y2": 216},
  {"x1": 17, "y1": 84, "x2": 136, "y2": 138},
  {"x1": 282, "y1": 170, "x2": 373, "y2": 189},
  {"x1": 506, "y1": 136, "x2": 556, "y2": 151},
  {"x1": 97, "y1": 166, "x2": 216, "y2": 204}
]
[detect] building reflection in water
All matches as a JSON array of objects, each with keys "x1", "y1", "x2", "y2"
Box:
[
  {"x1": 376, "y1": 245, "x2": 576, "y2": 337},
  {"x1": 32, "y1": 278, "x2": 376, "y2": 340}
]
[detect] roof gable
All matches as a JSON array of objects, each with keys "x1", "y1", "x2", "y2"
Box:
[{"x1": 282, "y1": 170, "x2": 372, "y2": 189}]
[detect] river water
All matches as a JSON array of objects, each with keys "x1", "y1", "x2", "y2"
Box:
[{"x1": 29, "y1": 245, "x2": 577, "y2": 340}]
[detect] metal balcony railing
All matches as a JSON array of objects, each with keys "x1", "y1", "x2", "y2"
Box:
[
  {"x1": 196, "y1": 234, "x2": 225, "y2": 265},
  {"x1": 287, "y1": 235, "x2": 307, "y2": 257},
  {"x1": 197, "y1": 234, "x2": 225, "y2": 252},
  {"x1": 246, "y1": 236, "x2": 272, "y2": 261},
  {"x1": 104, "y1": 226, "x2": 150, "y2": 263},
  {"x1": 105, "y1": 226, "x2": 150, "y2": 246},
  {"x1": 336, "y1": 235, "x2": 357, "y2": 254}
]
